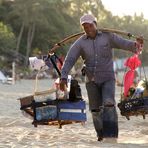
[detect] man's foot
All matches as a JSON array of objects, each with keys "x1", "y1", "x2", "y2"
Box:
[{"x1": 97, "y1": 137, "x2": 103, "y2": 141}]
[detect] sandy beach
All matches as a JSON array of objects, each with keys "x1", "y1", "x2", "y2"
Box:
[{"x1": 0, "y1": 79, "x2": 148, "y2": 148}]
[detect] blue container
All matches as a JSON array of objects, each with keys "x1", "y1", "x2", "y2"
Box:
[
  {"x1": 34, "y1": 100, "x2": 86, "y2": 122},
  {"x1": 58, "y1": 100, "x2": 86, "y2": 121},
  {"x1": 36, "y1": 105, "x2": 57, "y2": 121}
]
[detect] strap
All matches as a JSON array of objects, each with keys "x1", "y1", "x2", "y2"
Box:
[
  {"x1": 54, "y1": 54, "x2": 63, "y2": 66},
  {"x1": 49, "y1": 54, "x2": 63, "y2": 77}
]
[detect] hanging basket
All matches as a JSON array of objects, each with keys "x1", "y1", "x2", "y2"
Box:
[
  {"x1": 118, "y1": 79, "x2": 148, "y2": 120},
  {"x1": 117, "y1": 49, "x2": 148, "y2": 120},
  {"x1": 18, "y1": 67, "x2": 86, "y2": 128},
  {"x1": 118, "y1": 97, "x2": 148, "y2": 120},
  {"x1": 19, "y1": 94, "x2": 86, "y2": 128}
]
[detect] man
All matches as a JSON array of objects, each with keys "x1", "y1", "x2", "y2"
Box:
[{"x1": 59, "y1": 14, "x2": 143, "y2": 141}]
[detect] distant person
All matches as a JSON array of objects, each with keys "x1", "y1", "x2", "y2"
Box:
[{"x1": 59, "y1": 14, "x2": 143, "y2": 141}]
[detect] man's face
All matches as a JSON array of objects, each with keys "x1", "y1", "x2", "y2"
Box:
[{"x1": 82, "y1": 23, "x2": 97, "y2": 39}]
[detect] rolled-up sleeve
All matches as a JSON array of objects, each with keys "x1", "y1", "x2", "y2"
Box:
[
  {"x1": 61, "y1": 39, "x2": 81, "y2": 79},
  {"x1": 110, "y1": 33, "x2": 136, "y2": 53}
]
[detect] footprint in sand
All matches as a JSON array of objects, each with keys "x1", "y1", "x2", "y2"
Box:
[
  {"x1": 136, "y1": 122, "x2": 148, "y2": 127},
  {"x1": 140, "y1": 129, "x2": 148, "y2": 135}
]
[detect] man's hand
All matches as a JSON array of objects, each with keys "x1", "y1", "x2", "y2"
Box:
[
  {"x1": 136, "y1": 36, "x2": 144, "y2": 44},
  {"x1": 60, "y1": 78, "x2": 67, "y2": 91},
  {"x1": 135, "y1": 36, "x2": 144, "y2": 54}
]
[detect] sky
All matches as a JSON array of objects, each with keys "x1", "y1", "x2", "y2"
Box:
[{"x1": 102, "y1": 0, "x2": 148, "y2": 19}]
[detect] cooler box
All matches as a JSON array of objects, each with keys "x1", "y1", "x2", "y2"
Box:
[
  {"x1": 58, "y1": 100, "x2": 86, "y2": 121},
  {"x1": 35, "y1": 105, "x2": 57, "y2": 121},
  {"x1": 33, "y1": 99, "x2": 86, "y2": 123}
]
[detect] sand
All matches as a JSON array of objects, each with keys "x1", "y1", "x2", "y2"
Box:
[{"x1": 0, "y1": 79, "x2": 148, "y2": 148}]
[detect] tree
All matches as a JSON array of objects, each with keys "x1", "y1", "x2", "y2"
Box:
[
  {"x1": 0, "y1": 22, "x2": 16, "y2": 68},
  {"x1": 10, "y1": 0, "x2": 46, "y2": 65},
  {"x1": 0, "y1": 22, "x2": 16, "y2": 51},
  {"x1": 1, "y1": 0, "x2": 148, "y2": 67}
]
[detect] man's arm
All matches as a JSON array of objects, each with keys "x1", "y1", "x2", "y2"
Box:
[
  {"x1": 61, "y1": 39, "x2": 81, "y2": 79},
  {"x1": 109, "y1": 33, "x2": 137, "y2": 53}
]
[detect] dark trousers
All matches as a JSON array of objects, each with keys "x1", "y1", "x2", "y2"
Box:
[{"x1": 86, "y1": 80, "x2": 118, "y2": 138}]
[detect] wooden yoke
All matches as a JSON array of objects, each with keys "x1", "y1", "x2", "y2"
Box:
[{"x1": 48, "y1": 27, "x2": 147, "y2": 56}]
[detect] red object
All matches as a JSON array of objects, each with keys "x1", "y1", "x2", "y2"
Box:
[
  {"x1": 124, "y1": 54, "x2": 141, "y2": 97},
  {"x1": 57, "y1": 56, "x2": 64, "y2": 70}
]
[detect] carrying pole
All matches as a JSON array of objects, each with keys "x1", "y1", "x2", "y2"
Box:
[{"x1": 47, "y1": 27, "x2": 147, "y2": 56}]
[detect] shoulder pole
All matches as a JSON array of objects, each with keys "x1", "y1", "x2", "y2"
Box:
[{"x1": 48, "y1": 28, "x2": 147, "y2": 55}]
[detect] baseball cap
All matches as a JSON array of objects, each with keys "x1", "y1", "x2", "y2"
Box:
[{"x1": 80, "y1": 14, "x2": 96, "y2": 25}]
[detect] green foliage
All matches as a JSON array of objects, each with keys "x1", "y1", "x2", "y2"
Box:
[
  {"x1": 0, "y1": 21, "x2": 16, "y2": 69},
  {"x1": 0, "y1": 21, "x2": 16, "y2": 51},
  {"x1": 0, "y1": 0, "x2": 148, "y2": 67}
]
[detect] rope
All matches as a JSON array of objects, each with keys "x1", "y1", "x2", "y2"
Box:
[
  {"x1": 33, "y1": 54, "x2": 62, "y2": 96},
  {"x1": 49, "y1": 54, "x2": 62, "y2": 77},
  {"x1": 142, "y1": 65, "x2": 148, "y2": 82},
  {"x1": 120, "y1": 64, "x2": 127, "y2": 101},
  {"x1": 33, "y1": 70, "x2": 40, "y2": 95},
  {"x1": 33, "y1": 65, "x2": 48, "y2": 95},
  {"x1": 139, "y1": 62, "x2": 142, "y2": 80}
]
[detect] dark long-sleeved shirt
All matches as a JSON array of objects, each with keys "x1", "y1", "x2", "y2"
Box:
[{"x1": 61, "y1": 31, "x2": 136, "y2": 83}]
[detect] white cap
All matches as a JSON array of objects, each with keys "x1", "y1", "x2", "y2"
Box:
[{"x1": 80, "y1": 14, "x2": 96, "y2": 25}]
